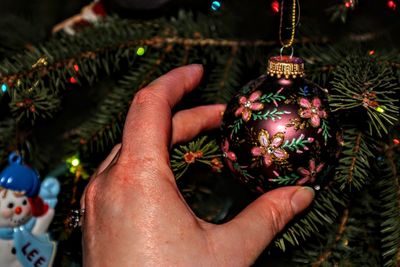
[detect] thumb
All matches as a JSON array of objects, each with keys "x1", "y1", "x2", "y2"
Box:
[{"x1": 212, "y1": 186, "x2": 314, "y2": 265}]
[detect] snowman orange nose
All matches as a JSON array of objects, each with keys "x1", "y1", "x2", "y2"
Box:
[{"x1": 15, "y1": 207, "x2": 22, "y2": 215}]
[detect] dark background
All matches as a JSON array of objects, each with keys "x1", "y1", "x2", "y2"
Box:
[{"x1": 0, "y1": 0, "x2": 398, "y2": 56}]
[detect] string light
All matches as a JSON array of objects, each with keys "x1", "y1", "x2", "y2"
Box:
[
  {"x1": 271, "y1": 1, "x2": 280, "y2": 13},
  {"x1": 387, "y1": 1, "x2": 397, "y2": 10},
  {"x1": 1, "y1": 83, "x2": 8, "y2": 93},
  {"x1": 65, "y1": 155, "x2": 90, "y2": 179},
  {"x1": 69, "y1": 77, "x2": 78, "y2": 84},
  {"x1": 71, "y1": 158, "x2": 80, "y2": 167},
  {"x1": 375, "y1": 106, "x2": 385, "y2": 113},
  {"x1": 211, "y1": 1, "x2": 222, "y2": 11},
  {"x1": 136, "y1": 47, "x2": 146, "y2": 56},
  {"x1": 344, "y1": 0, "x2": 354, "y2": 8},
  {"x1": 368, "y1": 50, "x2": 375, "y2": 56},
  {"x1": 393, "y1": 138, "x2": 400, "y2": 145},
  {"x1": 74, "y1": 64, "x2": 79, "y2": 72}
]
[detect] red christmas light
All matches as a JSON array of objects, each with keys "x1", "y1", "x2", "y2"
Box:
[
  {"x1": 394, "y1": 138, "x2": 400, "y2": 145},
  {"x1": 69, "y1": 77, "x2": 78, "y2": 84},
  {"x1": 387, "y1": 0, "x2": 397, "y2": 10},
  {"x1": 74, "y1": 64, "x2": 79, "y2": 72},
  {"x1": 271, "y1": 1, "x2": 280, "y2": 13},
  {"x1": 344, "y1": 0, "x2": 354, "y2": 8},
  {"x1": 368, "y1": 50, "x2": 375, "y2": 56}
]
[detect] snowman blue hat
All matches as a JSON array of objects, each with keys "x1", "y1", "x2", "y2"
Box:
[{"x1": 0, "y1": 152, "x2": 41, "y2": 197}]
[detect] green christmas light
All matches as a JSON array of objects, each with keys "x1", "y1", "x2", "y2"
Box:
[
  {"x1": 71, "y1": 158, "x2": 80, "y2": 167},
  {"x1": 136, "y1": 47, "x2": 145, "y2": 56},
  {"x1": 376, "y1": 106, "x2": 385, "y2": 113}
]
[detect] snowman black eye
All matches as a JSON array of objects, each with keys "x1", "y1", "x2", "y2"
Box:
[
  {"x1": 7, "y1": 203, "x2": 14, "y2": 209},
  {"x1": 22, "y1": 200, "x2": 27, "y2": 206}
]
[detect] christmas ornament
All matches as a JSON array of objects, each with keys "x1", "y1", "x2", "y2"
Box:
[
  {"x1": 220, "y1": 0, "x2": 339, "y2": 193},
  {"x1": 0, "y1": 153, "x2": 60, "y2": 267},
  {"x1": 52, "y1": 0, "x2": 107, "y2": 35},
  {"x1": 220, "y1": 57, "x2": 339, "y2": 193}
]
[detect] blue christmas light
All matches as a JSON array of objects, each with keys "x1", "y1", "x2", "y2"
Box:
[
  {"x1": 211, "y1": 1, "x2": 221, "y2": 11},
  {"x1": 1, "y1": 83, "x2": 8, "y2": 93}
]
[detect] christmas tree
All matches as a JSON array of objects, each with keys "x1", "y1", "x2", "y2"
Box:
[{"x1": 0, "y1": 0, "x2": 399, "y2": 266}]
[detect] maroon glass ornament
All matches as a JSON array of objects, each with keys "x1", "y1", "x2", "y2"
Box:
[{"x1": 220, "y1": 56, "x2": 339, "y2": 194}]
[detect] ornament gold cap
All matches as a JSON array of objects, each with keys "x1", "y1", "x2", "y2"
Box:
[{"x1": 267, "y1": 56, "x2": 305, "y2": 79}]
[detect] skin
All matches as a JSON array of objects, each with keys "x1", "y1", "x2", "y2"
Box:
[{"x1": 82, "y1": 64, "x2": 315, "y2": 267}]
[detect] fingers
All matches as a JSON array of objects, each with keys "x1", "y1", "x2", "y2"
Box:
[
  {"x1": 120, "y1": 64, "x2": 204, "y2": 164},
  {"x1": 80, "y1": 144, "x2": 121, "y2": 208},
  {"x1": 171, "y1": 104, "x2": 226, "y2": 145},
  {"x1": 212, "y1": 186, "x2": 314, "y2": 264}
]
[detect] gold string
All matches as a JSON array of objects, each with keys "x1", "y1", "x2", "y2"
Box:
[{"x1": 279, "y1": 0, "x2": 297, "y2": 48}]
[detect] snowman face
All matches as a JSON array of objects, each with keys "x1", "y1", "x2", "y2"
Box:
[{"x1": 0, "y1": 189, "x2": 32, "y2": 227}]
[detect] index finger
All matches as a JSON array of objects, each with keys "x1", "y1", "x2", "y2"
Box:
[{"x1": 119, "y1": 64, "x2": 204, "y2": 164}]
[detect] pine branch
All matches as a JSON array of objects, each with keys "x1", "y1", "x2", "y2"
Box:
[
  {"x1": 292, "y1": 186, "x2": 382, "y2": 266},
  {"x1": 329, "y1": 53, "x2": 400, "y2": 137},
  {"x1": 9, "y1": 81, "x2": 61, "y2": 122},
  {"x1": 326, "y1": 0, "x2": 358, "y2": 23},
  {"x1": 64, "y1": 48, "x2": 168, "y2": 152},
  {"x1": 201, "y1": 46, "x2": 242, "y2": 103},
  {"x1": 297, "y1": 44, "x2": 347, "y2": 86},
  {"x1": 274, "y1": 184, "x2": 348, "y2": 250},
  {"x1": 334, "y1": 127, "x2": 374, "y2": 190},
  {"x1": 311, "y1": 209, "x2": 349, "y2": 267},
  {"x1": 171, "y1": 136, "x2": 221, "y2": 180},
  {"x1": 376, "y1": 156, "x2": 400, "y2": 267},
  {"x1": 0, "y1": 118, "x2": 16, "y2": 161}
]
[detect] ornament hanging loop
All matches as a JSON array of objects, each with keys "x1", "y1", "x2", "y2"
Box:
[
  {"x1": 280, "y1": 46, "x2": 294, "y2": 58},
  {"x1": 8, "y1": 152, "x2": 22, "y2": 164},
  {"x1": 279, "y1": 0, "x2": 298, "y2": 51}
]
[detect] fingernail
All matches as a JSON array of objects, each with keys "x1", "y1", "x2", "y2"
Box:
[
  {"x1": 189, "y1": 63, "x2": 203, "y2": 72},
  {"x1": 291, "y1": 187, "x2": 315, "y2": 214}
]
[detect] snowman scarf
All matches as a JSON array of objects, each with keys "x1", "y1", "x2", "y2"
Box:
[{"x1": 0, "y1": 218, "x2": 56, "y2": 267}]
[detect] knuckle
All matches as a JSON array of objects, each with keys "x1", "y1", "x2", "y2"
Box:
[
  {"x1": 112, "y1": 156, "x2": 170, "y2": 187},
  {"x1": 84, "y1": 180, "x2": 101, "y2": 208},
  {"x1": 132, "y1": 88, "x2": 162, "y2": 106}
]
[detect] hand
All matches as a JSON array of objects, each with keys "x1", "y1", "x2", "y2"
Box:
[{"x1": 81, "y1": 65, "x2": 315, "y2": 266}]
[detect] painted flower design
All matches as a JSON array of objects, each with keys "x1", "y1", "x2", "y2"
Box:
[
  {"x1": 296, "y1": 159, "x2": 324, "y2": 185},
  {"x1": 298, "y1": 97, "x2": 327, "y2": 127},
  {"x1": 251, "y1": 129, "x2": 289, "y2": 167},
  {"x1": 222, "y1": 139, "x2": 237, "y2": 161},
  {"x1": 235, "y1": 91, "x2": 264, "y2": 122}
]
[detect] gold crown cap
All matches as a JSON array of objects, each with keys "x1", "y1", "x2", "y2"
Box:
[{"x1": 267, "y1": 56, "x2": 305, "y2": 79}]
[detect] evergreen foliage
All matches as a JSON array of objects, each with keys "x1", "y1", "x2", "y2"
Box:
[{"x1": 0, "y1": 2, "x2": 399, "y2": 266}]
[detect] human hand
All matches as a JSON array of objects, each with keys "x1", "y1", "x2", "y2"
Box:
[{"x1": 81, "y1": 64, "x2": 315, "y2": 266}]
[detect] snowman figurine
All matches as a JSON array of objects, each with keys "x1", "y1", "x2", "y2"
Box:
[{"x1": 0, "y1": 153, "x2": 60, "y2": 267}]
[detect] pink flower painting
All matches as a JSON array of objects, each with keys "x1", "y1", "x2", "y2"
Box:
[
  {"x1": 296, "y1": 159, "x2": 325, "y2": 185},
  {"x1": 298, "y1": 97, "x2": 327, "y2": 128},
  {"x1": 235, "y1": 91, "x2": 264, "y2": 122},
  {"x1": 222, "y1": 139, "x2": 237, "y2": 162},
  {"x1": 251, "y1": 129, "x2": 289, "y2": 167}
]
